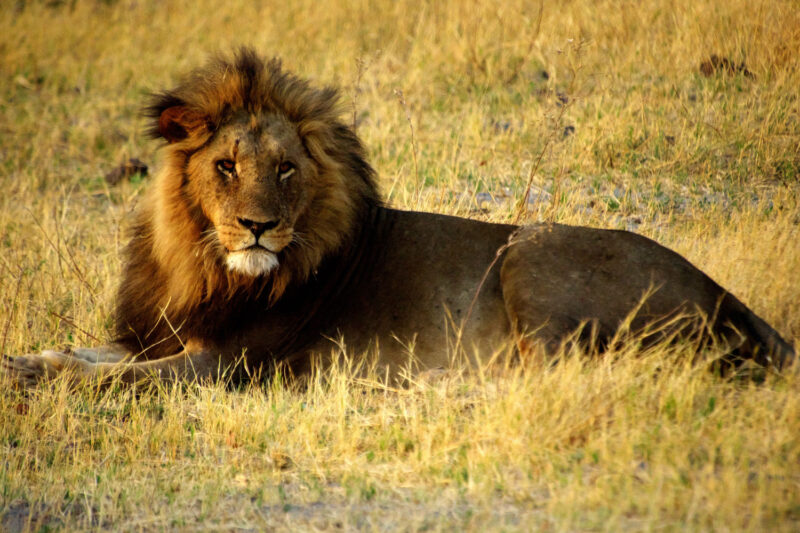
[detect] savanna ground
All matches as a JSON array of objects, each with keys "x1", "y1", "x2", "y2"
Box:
[{"x1": 1, "y1": 0, "x2": 799, "y2": 530}]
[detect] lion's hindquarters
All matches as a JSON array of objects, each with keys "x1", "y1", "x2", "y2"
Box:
[{"x1": 500, "y1": 224, "x2": 795, "y2": 366}]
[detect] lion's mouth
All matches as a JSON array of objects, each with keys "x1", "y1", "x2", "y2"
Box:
[{"x1": 245, "y1": 243, "x2": 287, "y2": 253}]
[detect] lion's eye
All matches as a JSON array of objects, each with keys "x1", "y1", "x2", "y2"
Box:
[
  {"x1": 277, "y1": 161, "x2": 295, "y2": 180},
  {"x1": 216, "y1": 159, "x2": 236, "y2": 176}
]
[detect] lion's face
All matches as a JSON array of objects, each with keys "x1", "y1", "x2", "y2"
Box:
[
  {"x1": 131, "y1": 49, "x2": 378, "y2": 320},
  {"x1": 185, "y1": 111, "x2": 315, "y2": 277}
]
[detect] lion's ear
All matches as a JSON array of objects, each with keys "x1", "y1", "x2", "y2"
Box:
[{"x1": 158, "y1": 106, "x2": 208, "y2": 143}]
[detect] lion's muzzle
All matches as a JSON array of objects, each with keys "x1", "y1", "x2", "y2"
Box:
[{"x1": 222, "y1": 219, "x2": 294, "y2": 276}]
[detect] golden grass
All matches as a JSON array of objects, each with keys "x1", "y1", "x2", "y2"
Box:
[{"x1": 1, "y1": 0, "x2": 799, "y2": 530}]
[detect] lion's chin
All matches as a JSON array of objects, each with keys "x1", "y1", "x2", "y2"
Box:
[{"x1": 225, "y1": 249, "x2": 279, "y2": 277}]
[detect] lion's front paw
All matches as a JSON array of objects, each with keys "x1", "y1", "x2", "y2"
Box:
[{"x1": 2, "y1": 350, "x2": 86, "y2": 388}]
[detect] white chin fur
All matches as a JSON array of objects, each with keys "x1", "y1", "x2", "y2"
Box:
[{"x1": 226, "y1": 250, "x2": 279, "y2": 277}]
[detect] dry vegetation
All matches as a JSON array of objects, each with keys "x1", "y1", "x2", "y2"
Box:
[{"x1": 1, "y1": 0, "x2": 799, "y2": 530}]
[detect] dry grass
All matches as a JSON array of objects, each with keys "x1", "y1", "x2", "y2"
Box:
[{"x1": 1, "y1": 0, "x2": 799, "y2": 530}]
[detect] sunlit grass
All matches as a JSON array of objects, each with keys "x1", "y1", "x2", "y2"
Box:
[
  {"x1": 1, "y1": 0, "x2": 799, "y2": 530},
  {"x1": 3, "y1": 343, "x2": 798, "y2": 530}
]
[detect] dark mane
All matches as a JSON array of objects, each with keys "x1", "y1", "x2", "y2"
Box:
[{"x1": 114, "y1": 48, "x2": 380, "y2": 357}]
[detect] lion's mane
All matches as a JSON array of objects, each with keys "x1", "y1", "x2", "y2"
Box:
[{"x1": 114, "y1": 49, "x2": 380, "y2": 355}]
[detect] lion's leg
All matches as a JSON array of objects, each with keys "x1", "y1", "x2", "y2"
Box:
[
  {"x1": 2, "y1": 344, "x2": 131, "y2": 387},
  {"x1": 499, "y1": 225, "x2": 701, "y2": 360},
  {"x1": 70, "y1": 344, "x2": 132, "y2": 364},
  {"x1": 93, "y1": 349, "x2": 229, "y2": 384},
  {"x1": 3, "y1": 346, "x2": 228, "y2": 388},
  {"x1": 499, "y1": 224, "x2": 681, "y2": 360}
]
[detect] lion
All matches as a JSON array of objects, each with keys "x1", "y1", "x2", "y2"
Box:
[{"x1": 4, "y1": 48, "x2": 795, "y2": 387}]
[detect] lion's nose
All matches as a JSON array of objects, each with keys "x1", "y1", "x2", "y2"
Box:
[{"x1": 237, "y1": 217, "x2": 279, "y2": 238}]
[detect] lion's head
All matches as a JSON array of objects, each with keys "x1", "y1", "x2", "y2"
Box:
[{"x1": 115, "y1": 49, "x2": 379, "y2": 351}]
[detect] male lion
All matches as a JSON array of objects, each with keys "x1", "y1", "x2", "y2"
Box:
[{"x1": 4, "y1": 49, "x2": 795, "y2": 387}]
